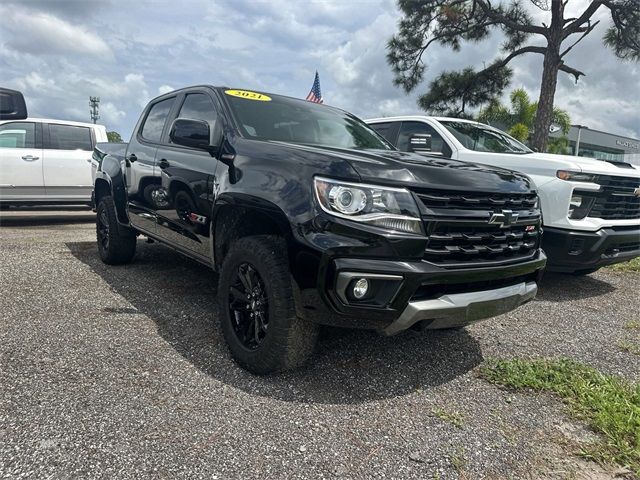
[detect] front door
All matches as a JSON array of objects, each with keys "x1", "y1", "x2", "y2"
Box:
[
  {"x1": 154, "y1": 91, "x2": 221, "y2": 261},
  {"x1": 43, "y1": 123, "x2": 94, "y2": 200},
  {"x1": 0, "y1": 121, "x2": 44, "y2": 200}
]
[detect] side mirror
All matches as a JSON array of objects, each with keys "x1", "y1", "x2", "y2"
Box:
[
  {"x1": 408, "y1": 133, "x2": 432, "y2": 153},
  {"x1": 170, "y1": 118, "x2": 212, "y2": 150},
  {"x1": 0, "y1": 88, "x2": 28, "y2": 121}
]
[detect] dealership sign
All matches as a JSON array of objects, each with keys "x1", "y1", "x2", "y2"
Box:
[{"x1": 616, "y1": 139, "x2": 639, "y2": 150}]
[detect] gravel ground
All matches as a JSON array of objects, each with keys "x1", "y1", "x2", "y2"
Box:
[{"x1": 1, "y1": 210, "x2": 638, "y2": 479}]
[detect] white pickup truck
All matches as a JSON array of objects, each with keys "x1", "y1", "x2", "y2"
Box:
[
  {"x1": 0, "y1": 116, "x2": 108, "y2": 207},
  {"x1": 366, "y1": 116, "x2": 640, "y2": 274}
]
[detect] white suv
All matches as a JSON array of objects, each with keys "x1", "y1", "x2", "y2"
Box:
[{"x1": 0, "y1": 118, "x2": 108, "y2": 207}]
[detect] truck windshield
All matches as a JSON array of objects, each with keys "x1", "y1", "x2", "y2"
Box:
[
  {"x1": 439, "y1": 121, "x2": 532, "y2": 154},
  {"x1": 222, "y1": 90, "x2": 392, "y2": 151}
]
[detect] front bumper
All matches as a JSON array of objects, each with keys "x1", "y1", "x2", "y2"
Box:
[
  {"x1": 543, "y1": 226, "x2": 640, "y2": 272},
  {"x1": 299, "y1": 249, "x2": 546, "y2": 332},
  {"x1": 384, "y1": 281, "x2": 537, "y2": 334}
]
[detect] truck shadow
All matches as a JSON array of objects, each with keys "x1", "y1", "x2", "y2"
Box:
[
  {"x1": 67, "y1": 240, "x2": 483, "y2": 404},
  {"x1": 536, "y1": 272, "x2": 615, "y2": 302}
]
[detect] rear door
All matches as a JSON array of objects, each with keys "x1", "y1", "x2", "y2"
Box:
[
  {"x1": 126, "y1": 96, "x2": 177, "y2": 235},
  {"x1": 0, "y1": 121, "x2": 44, "y2": 200},
  {"x1": 154, "y1": 90, "x2": 221, "y2": 261},
  {"x1": 42, "y1": 123, "x2": 94, "y2": 200}
]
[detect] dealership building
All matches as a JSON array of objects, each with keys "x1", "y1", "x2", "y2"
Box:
[{"x1": 550, "y1": 125, "x2": 640, "y2": 166}]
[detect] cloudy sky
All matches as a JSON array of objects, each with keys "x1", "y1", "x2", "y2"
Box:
[{"x1": 1, "y1": 0, "x2": 638, "y2": 140}]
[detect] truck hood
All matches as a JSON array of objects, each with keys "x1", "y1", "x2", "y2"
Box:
[
  {"x1": 277, "y1": 142, "x2": 534, "y2": 193},
  {"x1": 526, "y1": 151, "x2": 640, "y2": 178}
]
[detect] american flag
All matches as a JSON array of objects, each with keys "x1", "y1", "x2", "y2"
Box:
[{"x1": 305, "y1": 71, "x2": 323, "y2": 104}]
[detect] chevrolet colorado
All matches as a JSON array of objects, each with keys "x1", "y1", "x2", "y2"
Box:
[
  {"x1": 367, "y1": 116, "x2": 640, "y2": 274},
  {"x1": 92, "y1": 86, "x2": 546, "y2": 373}
]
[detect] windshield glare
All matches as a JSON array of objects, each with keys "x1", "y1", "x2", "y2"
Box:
[
  {"x1": 440, "y1": 121, "x2": 532, "y2": 154},
  {"x1": 222, "y1": 91, "x2": 392, "y2": 150}
]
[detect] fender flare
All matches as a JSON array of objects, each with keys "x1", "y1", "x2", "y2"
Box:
[
  {"x1": 210, "y1": 193, "x2": 295, "y2": 268},
  {"x1": 94, "y1": 154, "x2": 129, "y2": 225}
]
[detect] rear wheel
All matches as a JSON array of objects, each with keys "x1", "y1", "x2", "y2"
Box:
[
  {"x1": 96, "y1": 195, "x2": 137, "y2": 265},
  {"x1": 218, "y1": 235, "x2": 318, "y2": 374}
]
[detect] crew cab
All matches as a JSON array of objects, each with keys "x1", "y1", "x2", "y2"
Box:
[
  {"x1": 0, "y1": 115, "x2": 107, "y2": 207},
  {"x1": 92, "y1": 86, "x2": 546, "y2": 373},
  {"x1": 366, "y1": 116, "x2": 640, "y2": 274}
]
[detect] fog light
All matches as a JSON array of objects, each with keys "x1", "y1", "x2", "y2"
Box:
[{"x1": 352, "y1": 278, "x2": 369, "y2": 299}]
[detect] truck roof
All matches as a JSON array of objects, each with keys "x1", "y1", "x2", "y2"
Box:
[
  {"x1": 0, "y1": 117, "x2": 106, "y2": 129},
  {"x1": 366, "y1": 115, "x2": 480, "y2": 124}
]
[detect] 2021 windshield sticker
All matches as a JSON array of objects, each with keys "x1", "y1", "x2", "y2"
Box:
[{"x1": 224, "y1": 90, "x2": 272, "y2": 101}]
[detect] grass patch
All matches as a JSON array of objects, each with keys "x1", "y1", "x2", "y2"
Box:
[
  {"x1": 432, "y1": 407, "x2": 465, "y2": 429},
  {"x1": 481, "y1": 358, "x2": 640, "y2": 475},
  {"x1": 624, "y1": 321, "x2": 640, "y2": 330},
  {"x1": 618, "y1": 341, "x2": 640, "y2": 356},
  {"x1": 608, "y1": 257, "x2": 640, "y2": 273}
]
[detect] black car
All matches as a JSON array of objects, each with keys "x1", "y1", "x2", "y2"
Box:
[{"x1": 92, "y1": 86, "x2": 546, "y2": 374}]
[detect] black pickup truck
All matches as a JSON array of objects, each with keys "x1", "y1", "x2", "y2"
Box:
[{"x1": 92, "y1": 86, "x2": 546, "y2": 373}]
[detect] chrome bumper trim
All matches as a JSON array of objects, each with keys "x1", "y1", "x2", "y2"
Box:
[{"x1": 383, "y1": 281, "x2": 538, "y2": 335}]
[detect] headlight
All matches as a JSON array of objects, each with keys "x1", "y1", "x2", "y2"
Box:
[
  {"x1": 556, "y1": 170, "x2": 598, "y2": 182},
  {"x1": 568, "y1": 193, "x2": 596, "y2": 219},
  {"x1": 314, "y1": 177, "x2": 424, "y2": 234}
]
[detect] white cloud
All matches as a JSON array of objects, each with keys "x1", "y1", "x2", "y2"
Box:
[{"x1": 0, "y1": 8, "x2": 112, "y2": 57}]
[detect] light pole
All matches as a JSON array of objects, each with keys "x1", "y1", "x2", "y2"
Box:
[
  {"x1": 574, "y1": 124, "x2": 588, "y2": 156},
  {"x1": 89, "y1": 96, "x2": 100, "y2": 124}
]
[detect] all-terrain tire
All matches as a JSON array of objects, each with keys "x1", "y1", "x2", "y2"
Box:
[
  {"x1": 96, "y1": 195, "x2": 137, "y2": 265},
  {"x1": 218, "y1": 235, "x2": 318, "y2": 374}
]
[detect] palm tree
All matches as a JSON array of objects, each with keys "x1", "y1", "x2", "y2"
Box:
[{"x1": 478, "y1": 88, "x2": 571, "y2": 153}]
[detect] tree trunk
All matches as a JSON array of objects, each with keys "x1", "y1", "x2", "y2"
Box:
[
  {"x1": 532, "y1": 51, "x2": 560, "y2": 152},
  {"x1": 532, "y1": 0, "x2": 564, "y2": 153}
]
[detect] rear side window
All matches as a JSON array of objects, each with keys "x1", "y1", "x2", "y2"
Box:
[
  {"x1": 369, "y1": 122, "x2": 400, "y2": 145},
  {"x1": 48, "y1": 124, "x2": 92, "y2": 150},
  {"x1": 0, "y1": 122, "x2": 35, "y2": 148},
  {"x1": 141, "y1": 97, "x2": 175, "y2": 142}
]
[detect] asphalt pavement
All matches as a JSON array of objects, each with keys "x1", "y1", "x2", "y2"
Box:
[{"x1": 1, "y1": 210, "x2": 638, "y2": 479}]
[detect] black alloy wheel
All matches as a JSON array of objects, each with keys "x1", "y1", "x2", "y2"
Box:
[{"x1": 228, "y1": 262, "x2": 269, "y2": 349}]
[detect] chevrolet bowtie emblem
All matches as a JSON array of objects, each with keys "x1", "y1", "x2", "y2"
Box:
[{"x1": 489, "y1": 209, "x2": 519, "y2": 228}]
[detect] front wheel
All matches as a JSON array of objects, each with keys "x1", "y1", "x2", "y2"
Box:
[
  {"x1": 218, "y1": 235, "x2": 318, "y2": 374},
  {"x1": 96, "y1": 195, "x2": 137, "y2": 265}
]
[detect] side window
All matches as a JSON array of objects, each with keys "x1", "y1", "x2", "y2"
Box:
[
  {"x1": 48, "y1": 124, "x2": 92, "y2": 150},
  {"x1": 177, "y1": 93, "x2": 217, "y2": 124},
  {"x1": 369, "y1": 122, "x2": 400, "y2": 145},
  {"x1": 397, "y1": 121, "x2": 451, "y2": 157},
  {"x1": 141, "y1": 97, "x2": 175, "y2": 143},
  {"x1": 0, "y1": 122, "x2": 35, "y2": 148}
]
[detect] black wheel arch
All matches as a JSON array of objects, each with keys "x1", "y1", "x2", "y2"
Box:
[
  {"x1": 94, "y1": 153, "x2": 130, "y2": 225},
  {"x1": 211, "y1": 194, "x2": 295, "y2": 271}
]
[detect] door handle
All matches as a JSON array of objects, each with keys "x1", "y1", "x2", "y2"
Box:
[
  {"x1": 126, "y1": 154, "x2": 137, "y2": 163},
  {"x1": 158, "y1": 158, "x2": 170, "y2": 169},
  {"x1": 21, "y1": 155, "x2": 39, "y2": 161}
]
